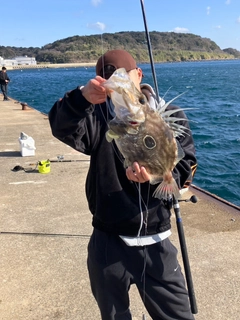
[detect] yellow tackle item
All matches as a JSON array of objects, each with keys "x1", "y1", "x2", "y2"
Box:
[{"x1": 38, "y1": 160, "x2": 51, "y2": 174}]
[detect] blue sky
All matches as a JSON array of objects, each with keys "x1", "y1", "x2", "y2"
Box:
[{"x1": 1, "y1": 0, "x2": 240, "y2": 50}]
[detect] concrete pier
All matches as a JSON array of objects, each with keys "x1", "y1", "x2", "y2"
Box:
[{"x1": 0, "y1": 95, "x2": 239, "y2": 320}]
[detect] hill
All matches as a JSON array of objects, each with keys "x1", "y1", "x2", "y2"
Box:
[
  {"x1": 222, "y1": 47, "x2": 240, "y2": 58},
  {"x1": 1, "y1": 31, "x2": 240, "y2": 64}
]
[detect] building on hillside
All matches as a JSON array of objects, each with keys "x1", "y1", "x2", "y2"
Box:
[
  {"x1": 14, "y1": 56, "x2": 37, "y2": 65},
  {"x1": 0, "y1": 56, "x2": 18, "y2": 67},
  {"x1": 0, "y1": 55, "x2": 37, "y2": 66}
]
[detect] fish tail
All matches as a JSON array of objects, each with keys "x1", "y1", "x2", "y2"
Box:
[{"x1": 152, "y1": 177, "x2": 180, "y2": 200}]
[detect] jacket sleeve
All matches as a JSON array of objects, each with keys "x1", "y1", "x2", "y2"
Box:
[
  {"x1": 170, "y1": 105, "x2": 197, "y2": 189},
  {"x1": 0, "y1": 72, "x2": 4, "y2": 83},
  {"x1": 48, "y1": 86, "x2": 100, "y2": 155},
  {"x1": 0, "y1": 72, "x2": 10, "y2": 83}
]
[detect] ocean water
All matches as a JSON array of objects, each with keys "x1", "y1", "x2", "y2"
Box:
[{"x1": 7, "y1": 60, "x2": 240, "y2": 207}]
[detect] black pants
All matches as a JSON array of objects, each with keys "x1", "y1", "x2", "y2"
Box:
[
  {"x1": 87, "y1": 229, "x2": 195, "y2": 320},
  {"x1": 0, "y1": 84, "x2": 8, "y2": 100}
]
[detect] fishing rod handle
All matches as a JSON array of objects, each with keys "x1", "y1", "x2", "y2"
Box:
[{"x1": 173, "y1": 198, "x2": 198, "y2": 314}]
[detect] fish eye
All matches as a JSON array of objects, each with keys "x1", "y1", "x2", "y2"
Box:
[
  {"x1": 143, "y1": 135, "x2": 156, "y2": 149},
  {"x1": 139, "y1": 97, "x2": 145, "y2": 104}
]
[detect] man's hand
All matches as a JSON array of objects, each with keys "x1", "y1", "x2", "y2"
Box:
[
  {"x1": 126, "y1": 162, "x2": 150, "y2": 183},
  {"x1": 81, "y1": 76, "x2": 108, "y2": 104}
]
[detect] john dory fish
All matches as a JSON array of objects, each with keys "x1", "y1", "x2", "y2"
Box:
[{"x1": 103, "y1": 68, "x2": 191, "y2": 200}]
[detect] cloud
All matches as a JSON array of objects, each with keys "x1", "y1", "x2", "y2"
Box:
[
  {"x1": 14, "y1": 37, "x2": 25, "y2": 42},
  {"x1": 225, "y1": 0, "x2": 231, "y2": 4},
  {"x1": 91, "y1": 0, "x2": 102, "y2": 6},
  {"x1": 214, "y1": 25, "x2": 221, "y2": 29},
  {"x1": 206, "y1": 6, "x2": 211, "y2": 15},
  {"x1": 237, "y1": 16, "x2": 240, "y2": 24},
  {"x1": 87, "y1": 22, "x2": 106, "y2": 31},
  {"x1": 172, "y1": 27, "x2": 190, "y2": 33}
]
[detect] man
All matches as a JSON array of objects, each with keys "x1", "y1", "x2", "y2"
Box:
[
  {"x1": 49, "y1": 50, "x2": 197, "y2": 320},
  {"x1": 0, "y1": 67, "x2": 10, "y2": 101}
]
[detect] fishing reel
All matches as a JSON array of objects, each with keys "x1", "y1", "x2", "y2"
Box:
[{"x1": 164, "y1": 195, "x2": 198, "y2": 210}]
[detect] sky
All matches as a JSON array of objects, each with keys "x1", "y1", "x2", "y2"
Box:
[{"x1": 1, "y1": 0, "x2": 240, "y2": 51}]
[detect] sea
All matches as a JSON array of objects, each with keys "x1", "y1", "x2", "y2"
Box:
[{"x1": 7, "y1": 60, "x2": 240, "y2": 207}]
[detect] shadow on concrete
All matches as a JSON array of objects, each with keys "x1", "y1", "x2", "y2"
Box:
[{"x1": 0, "y1": 151, "x2": 21, "y2": 157}]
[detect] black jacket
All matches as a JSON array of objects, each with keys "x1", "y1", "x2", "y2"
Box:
[
  {"x1": 49, "y1": 87, "x2": 197, "y2": 236},
  {"x1": 0, "y1": 71, "x2": 10, "y2": 85}
]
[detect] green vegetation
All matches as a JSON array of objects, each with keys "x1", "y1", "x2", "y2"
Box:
[
  {"x1": 223, "y1": 47, "x2": 240, "y2": 58},
  {"x1": 1, "y1": 31, "x2": 240, "y2": 64}
]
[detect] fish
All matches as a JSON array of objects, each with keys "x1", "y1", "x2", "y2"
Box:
[{"x1": 103, "y1": 68, "x2": 189, "y2": 200}]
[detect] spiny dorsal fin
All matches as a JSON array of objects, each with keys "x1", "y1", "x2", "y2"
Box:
[{"x1": 157, "y1": 92, "x2": 187, "y2": 113}]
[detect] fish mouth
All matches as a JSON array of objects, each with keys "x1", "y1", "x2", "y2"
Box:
[
  {"x1": 125, "y1": 120, "x2": 141, "y2": 134},
  {"x1": 126, "y1": 114, "x2": 144, "y2": 126},
  {"x1": 128, "y1": 121, "x2": 139, "y2": 126}
]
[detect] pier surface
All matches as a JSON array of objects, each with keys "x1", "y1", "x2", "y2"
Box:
[{"x1": 0, "y1": 95, "x2": 239, "y2": 320}]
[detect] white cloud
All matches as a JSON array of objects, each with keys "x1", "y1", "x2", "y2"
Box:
[
  {"x1": 207, "y1": 6, "x2": 211, "y2": 15},
  {"x1": 172, "y1": 27, "x2": 190, "y2": 33},
  {"x1": 225, "y1": 0, "x2": 231, "y2": 4},
  {"x1": 214, "y1": 25, "x2": 221, "y2": 29},
  {"x1": 87, "y1": 22, "x2": 106, "y2": 31},
  {"x1": 91, "y1": 0, "x2": 102, "y2": 6},
  {"x1": 237, "y1": 16, "x2": 240, "y2": 24}
]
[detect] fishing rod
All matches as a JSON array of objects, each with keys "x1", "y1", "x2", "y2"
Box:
[
  {"x1": 173, "y1": 196, "x2": 198, "y2": 314},
  {"x1": 140, "y1": 0, "x2": 160, "y2": 103},
  {"x1": 139, "y1": 0, "x2": 198, "y2": 315}
]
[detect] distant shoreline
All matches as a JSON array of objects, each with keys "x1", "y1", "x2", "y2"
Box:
[
  {"x1": 5, "y1": 57, "x2": 239, "y2": 71},
  {"x1": 6, "y1": 62, "x2": 97, "y2": 71}
]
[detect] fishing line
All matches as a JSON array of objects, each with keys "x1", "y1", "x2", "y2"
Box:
[
  {"x1": 99, "y1": 105, "x2": 152, "y2": 314},
  {"x1": 137, "y1": 182, "x2": 144, "y2": 239},
  {"x1": 99, "y1": 101, "x2": 151, "y2": 237},
  {"x1": 140, "y1": 245, "x2": 147, "y2": 316},
  {"x1": 139, "y1": 1, "x2": 161, "y2": 318},
  {"x1": 100, "y1": 33, "x2": 106, "y2": 79},
  {"x1": 101, "y1": 98, "x2": 150, "y2": 320},
  {"x1": 99, "y1": 31, "x2": 151, "y2": 318},
  {"x1": 98, "y1": 103, "x2": 125, "y2": 166},
  {"x1": 136, "y1": 180, "x2": 150, "y2": 315},
  {"x1": 99, "y1": 103, "x2": 151, "y2": 217},
  {"x1": 134, "y1": 182, "x2": 150, "y2": 212}
]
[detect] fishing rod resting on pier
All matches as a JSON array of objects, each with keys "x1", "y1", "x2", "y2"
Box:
[{"x1": 139, "y1": 0, "x2": 198, "y2": 315}]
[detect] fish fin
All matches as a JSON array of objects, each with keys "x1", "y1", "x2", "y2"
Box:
[
  {"x1": 175, "y1": 140, "x2": 185, "y2": 165},
  {"x1": 161, "y1": 107, "x2": 195, "y2": 119},
  {"x1": 153, "y1": 178, "x2": 180, "y2": 200},
  {"x1": 105, "y1": 133, "x2": 113, "y2": 143},
  {"x1": 163, "y1": 109, "x2": 197, "y2": 137},
  {"x1": 161, "y1": 86, "x2": 173, "y2": 101},
  {"x1": 157, "y1": 92, "x2": 187, "y2": 113},
  {"x1": 157, "y1": 91, "x2": 197, "y2": 137},
  {"x1": 150, "y1": 176, "x2": 162, "y2": 185},
  {"x1": 170, "y1": 122, "x2": 191, "y2": 137},
  {"x1": 106, "y1": 130, "x2": 119, "y2": 142}
]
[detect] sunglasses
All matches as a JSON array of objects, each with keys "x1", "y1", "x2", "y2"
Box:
[
  {"x1": 100, "y1": 65, "x2": 116, "y2": 79},
  {"x1": 100, "y1": 65, "x2": 141, "y2": 80}
]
